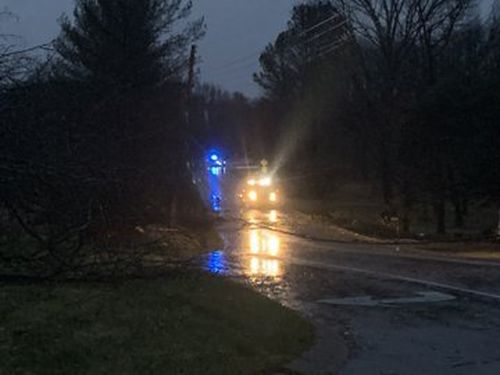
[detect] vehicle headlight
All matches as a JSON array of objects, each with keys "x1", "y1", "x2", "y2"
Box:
[
  {"x1": 247, "y1": 179, "x2": 257, "y2": 186},
  {"x1": 259, "y1": 177, "x2": 272, "y2": 187},
  {"x1": 269, "y1": 192, "x2": 277, "y2": 202},
  {"x1": 248, "y1": 191, "x2": 258, "y2": 201}
]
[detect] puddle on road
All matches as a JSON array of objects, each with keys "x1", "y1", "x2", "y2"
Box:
[
  {"x1": 205, "y1": 214, "x2": 287, "y2": 281},
  {"x1": 207, "y1": 228, "x2": 286, "y2": 279},
  {"x1": 246, "y1": 228, "x2": 283, "y2": 278},
  {"x1": 204, "y1": 210, "x2": 304, "y2": 304},
  {"x1": 248, "y1": 228, "x2": 281, "y2": 257}
]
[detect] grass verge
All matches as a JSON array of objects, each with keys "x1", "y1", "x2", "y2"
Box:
[{"x1": 0, "y1": 272, "x2": 313, "y2": 375}]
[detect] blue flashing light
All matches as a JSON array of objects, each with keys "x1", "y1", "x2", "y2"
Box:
[
  {"x1": 210, "y1": 166, "x2": 221, "y2": 176},
  {"x1": 210, "y1": 153, "x2": 219, "y2": 162},
  {"x1": 211, "y1": 194, "x2": 222, "y2": 213},
  {"x1": 207, "y1": 251, "x2": 226, "y2": 274}
]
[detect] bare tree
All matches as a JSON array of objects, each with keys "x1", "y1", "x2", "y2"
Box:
[
  {"x1": 0, "y1": 10, "x2": 43, "y2": 90},
  {"x1": 334, "y1": 0, "x2": 473, "y2": 233}
]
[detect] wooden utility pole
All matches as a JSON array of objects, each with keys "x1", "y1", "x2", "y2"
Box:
[
  {"x1": 183, "y1": 44, "x2": 196, "y2": 125},
  {"x1": 185, "y1": 44, "x2": 197, "y2": 138},
  {"x1": 187, "y1": 44, "x2": 197, "y2": 100}
]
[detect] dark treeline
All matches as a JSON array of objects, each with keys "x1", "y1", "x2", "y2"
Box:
[
  {"x1": 189, "y1": 84, "x2": 257, "y2": 158},
  {"x1": 253, "y1": 0, "x2": 500, "y2": 234},
  {"x1": 0, "y1": 0, "x2": 206, "y2": 278},
  {"x1": 1, "y1": 0, "x2": 499, "y2": 279}
]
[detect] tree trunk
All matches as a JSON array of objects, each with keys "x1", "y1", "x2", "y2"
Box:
[
  {"x1": 453, "y1": 199, "x2": 464, "y2": 228},
  {"x1": 497, "y1": 207, "x2": 500, "y2": 238},
  {"x1": 381, "y1": 153, "x2": 393, "y2": 205},
  {"x1": 434, "y1": 198, "x2": 446, "y2": 235},
  {"x1": 402, "y1": 214, "x2": 410, "y2": 234},
  {"x1": 402, "y1": 188, "x2": 412, "y2": 234},
  {"x1": 461, "y1": 198, "x2": 469, "y2": 216}
]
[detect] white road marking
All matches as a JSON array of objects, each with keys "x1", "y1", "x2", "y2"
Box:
[
  {"x1": 286, "y1": 256, "x2": 500, "y2": 302},
  {"x1": 318, "y1": 292, "x2": 456, "y2": 307}
]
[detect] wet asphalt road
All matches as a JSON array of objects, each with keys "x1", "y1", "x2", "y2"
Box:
[{"x1": 203, "y1": 209, "x2": 500, "y2": 375}]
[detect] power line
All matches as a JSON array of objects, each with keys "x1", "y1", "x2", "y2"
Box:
[
  {"x1": 313, "y1": 30, "x2": 351, "y2": 54},
  {"x1": 314, "y1": 39, "x2": 347, "y2": 60},
  {"x1": 206, "y1": 25, "x2": 348, "y2": 81},
  {"x1": 217, "y1": 35, "x2": 351, "y2": 86},
  {"x1": 206, "y1": 13, "x2": 345, "y2": 75},
  {"x1": 203, "y1": 47, "x2": 349, "y2": 91},
  {"x1": 301, "y1": 20, "x2": 347, "y2": 46},
  {"x1": 217, "y1": 30, "x2": 349, "y2": 81},
  {"x1": 200, "y1": 14, "x2": 350, "y2": 88},
  {"x1": 298, "y1": 14, "x2": 341, "y2": 36}
]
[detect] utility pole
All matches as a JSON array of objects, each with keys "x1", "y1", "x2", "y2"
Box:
[
  {"x1": 183, "y1": 44, "x2": 197, "y2": 125},
  {"x1": 184, "y1": 44, "x2": 196, "y2": 138},
  {"x1": 187, "y1": 44, "x2": 197, "y2": 101}
]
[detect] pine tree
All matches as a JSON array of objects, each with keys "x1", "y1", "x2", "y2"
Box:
[
  {"x1": 52, "y1": 0, "x2": 205, "y2": 227},
  {"x1": 55, "y1": 0, "x2": 203, "y2": 91}
]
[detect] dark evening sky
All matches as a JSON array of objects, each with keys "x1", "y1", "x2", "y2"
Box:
[{"x1": 0, "y1": 0, "x2": 494, "y2": 97}]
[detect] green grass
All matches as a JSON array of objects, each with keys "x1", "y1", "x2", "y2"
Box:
[{"x1": 0, "y1": 272, "x2": 313, "y2": 375}]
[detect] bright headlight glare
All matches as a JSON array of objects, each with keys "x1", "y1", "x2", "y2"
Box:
[
  {"x1": 259, "y1": 177, "x2": 272, "y2": 187},
  {"x1": 247, "y1": 179, "x2": 257, "y2": 186},
  {"x1": 248, "y1": 191, "x2": 258, "y2": 201}
]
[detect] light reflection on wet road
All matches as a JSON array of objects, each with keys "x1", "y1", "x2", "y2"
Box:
[
  {"x1": 242, "y1": 209, "x2": 280, "y2": 225},
  {"x1": 206, "y1": 210, "x2": 286, "y2": 281},
  {"x1": 247, "y1": 228, "x2": 282, "y2": 278},
  {"x1": 241, "y1": 211, "x2": 286, "y2": 280},
  {"x1": 202, "y1": 208, "x2": 500, "y2": 375}
]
